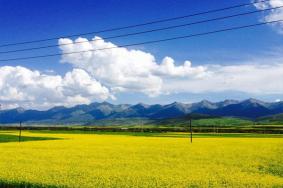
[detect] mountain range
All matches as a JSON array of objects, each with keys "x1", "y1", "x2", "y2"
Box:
[{"x1": 0, "y1": 98, "x2": 283, "y2": 124}]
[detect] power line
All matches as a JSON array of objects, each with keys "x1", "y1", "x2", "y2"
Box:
[
  {"x1": 1, "y1": 5, "x2": 281, "y2": 55},
  {"x1": 0, "y1": 19, "x2": 281, "y2": 62},
  {"x1": 0, "y1": 0, "x2": 272, "y2": 48}
]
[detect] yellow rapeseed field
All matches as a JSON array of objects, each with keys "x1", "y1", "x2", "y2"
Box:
[{"x1": 0, "y1": 131, "x2": 282, "y2": 187}]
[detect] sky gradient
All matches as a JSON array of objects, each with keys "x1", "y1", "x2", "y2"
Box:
[{"x1": 0, "y1": 0, "x2": 283, "y2": 109}]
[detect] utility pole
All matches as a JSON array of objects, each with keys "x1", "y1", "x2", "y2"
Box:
[
  {"x1": 189, "y1": 118, "x2": 192, "y2": 143},
  {"x1": 19, "y1": 121, "x2": 22, "y2": 142},
  {"x1": 141, "y1": 119, "x2": 144, "y2": 133}
]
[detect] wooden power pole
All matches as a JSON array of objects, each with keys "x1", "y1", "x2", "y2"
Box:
[
  {"x1": 189, "y1": 118, "x2": 192, "y2": 143},
  {"x1": 19, "y1": 121, "x2": 22, "y2": 142},
  {"x1": 141, "y1": 119, "x2": 144, "y2": 133}
]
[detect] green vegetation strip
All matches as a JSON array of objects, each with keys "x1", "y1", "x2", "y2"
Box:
[{"x1": 0, "y1": 134, "x2": 61, "y2": 143}]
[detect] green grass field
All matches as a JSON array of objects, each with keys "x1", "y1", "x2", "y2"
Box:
[{"x1": 0, "y1": 131, "x2": 282, "y2": 187}]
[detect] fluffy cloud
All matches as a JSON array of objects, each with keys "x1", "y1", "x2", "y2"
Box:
[
  {"x1": 59, "y1": 36, "x2": 283, "y2": 98},
  {"x1": 162, "y1": 63, "x2": 283, "y2": 94},
  {"x1": 59, "y1": 36, "x2": 208, "y2": 96},
  {"x1": 0, "y1": 66, "x2": 110, "y2": 109},
  {"x1": 156, "y1": 57, "x2": 209, "y2": 78},
  {"x1": 1, "y1": 36, "x2": 283, "y2": 109},
  {"x1": 254, "y1": 0, "x2": 283, "y2": 34}
]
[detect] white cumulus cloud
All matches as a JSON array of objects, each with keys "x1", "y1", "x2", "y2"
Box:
[
  {"x1": 162, "y1": 63, "x2": 283, "y2": 94},
  {"x1": 157, "y1": 57, "x2": 209, "y2": 78},
  {"x1": 254, "y1": 0, "x2": 283, "y2": 34},
  {"x1": 59, "y1": 36, "x2": 209, "y2": 96},
  {"x1": 0, "y1": 66, "x2": 111, "y2": 109},
  {"x1": 1, "y1": 36, "x2": 283, "y2": 110},
  {"x1": 59, "y1": 36, "x2": 283, "y2": 99}
]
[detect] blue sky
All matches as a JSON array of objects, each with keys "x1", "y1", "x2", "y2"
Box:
[{"x1": 0, "y1": 0, "x2": 283, "y2": 109}]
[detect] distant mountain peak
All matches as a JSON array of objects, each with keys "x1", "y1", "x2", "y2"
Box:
[
  {"x1": 89, "y1": 101, "x2": 113, "y2": 108},
  {"x1": 199, "y1": 99, "x2": 213, "y2": 105},
  {"x1": 133, "y1": 103, "x2": 150, "y2": 108},
  {"x1": 195, "y1": 100, "x2": 217, "y2": 109},
  {"x1": 242, "y1": 98, "x2": 267, "y2": 107},
  {"x1": 245, "y1": 98, "x2": 264, "y2": 103},
  {"x1": 0, "y1": 99, "x2": 282, "y2": 124},
  {"x1": 165, "y1": 102, "x2": 189, "y2": 110},
  {"x1": 100, "y1": 101, "x2": 112, "y2": 105},
  {"x1": 169, "y1": 101, "x2": 186, "y2": 106},
  {"x1": 217, "y1": 99, "x2": 239, "y2": 107},
  {"x1": 200, "y1": 99, "x2": 211, "y2": 103},
  {"x1": 15, "y1": 107, "x2": 25, "y2": 113},
  {"x1": 223, "y1": 99, "x2": 239, "y2": 103},
  {"x1": 49, "y1": 106, "x2": 66, "y2": 111}
]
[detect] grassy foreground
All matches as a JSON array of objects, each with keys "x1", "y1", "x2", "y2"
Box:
[{"x1": 0, "y1": 131, "x2": 282, "y2": 187}]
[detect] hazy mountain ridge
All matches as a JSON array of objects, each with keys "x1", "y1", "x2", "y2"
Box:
[{"x1": 0, "y1": 98, "x2": 283, "y2": 124}]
